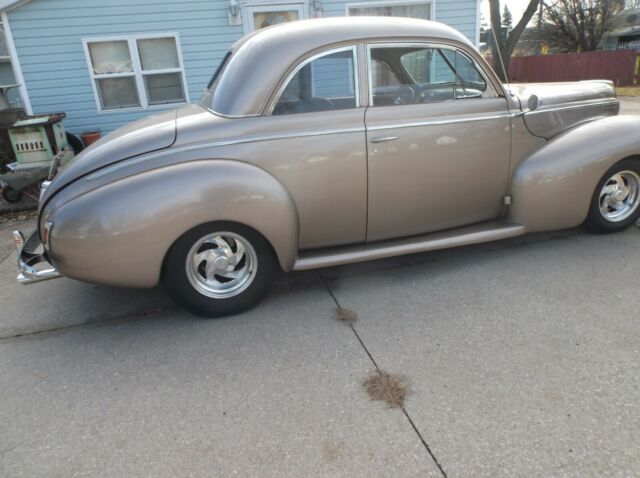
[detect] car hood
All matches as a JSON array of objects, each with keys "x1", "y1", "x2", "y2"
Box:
[
  {"x1": 509, "y1": 81, "x2": 620, "y2": 139},
  {"x1": 40, "y1": 108, "x2": 178, "y2": 205}
]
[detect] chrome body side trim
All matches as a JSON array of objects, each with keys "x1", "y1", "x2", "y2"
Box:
[
  {"x1": 366, "y1": 112, "x2": 512, "y2": 131},
  {"x1": 13, "y1": 230, "x2": 62, "y2": 285},
  {"x1": 86, "y1": 126, "x2": 366, "y2": 180},
  {"x1": 293, "y1": 221, "x2": 525, "y2": 270},
  {"x1": 526, "y1": 98, "x2": 619, "y2": 115}
]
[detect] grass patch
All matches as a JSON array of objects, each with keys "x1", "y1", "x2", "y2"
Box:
[
  {"x1": 335, "y1": 307, "x2": 358, "y2": 324},
  {"x1": 363, "y1": 370, "x2": 408, "y2": 408},
  {"x1": 617, "y1": 86, "x2": 640, "y2": 97}
]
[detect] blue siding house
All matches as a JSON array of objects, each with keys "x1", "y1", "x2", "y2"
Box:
[{"x1": 0, "y1": 0, "x2": 480, "y2": 136}]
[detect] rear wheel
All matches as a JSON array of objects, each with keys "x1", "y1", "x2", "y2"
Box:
[
  {"x1": 586, "y1": 159, "x2": 640, "y2": 233},
  {"x1": 2, "y1": 187, "x2": 22, "y2": 203},
  {"x1": 162, "y1": 222, "x2": 278, "y2": 317}
]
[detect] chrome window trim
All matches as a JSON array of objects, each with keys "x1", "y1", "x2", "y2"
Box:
[
  {"x1": 365, "y1": 41, "x2": 498, "y2": 107},
  {"x1": 265, "y1": 45, "x2": 360, "y2": 116}
]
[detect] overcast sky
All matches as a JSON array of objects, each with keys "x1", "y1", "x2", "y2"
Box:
[{"x1": 480, "y1": 0, "x2": 536, "y2": 26}]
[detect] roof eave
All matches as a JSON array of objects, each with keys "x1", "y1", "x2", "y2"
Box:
[{"x1": 0, "y1": 0, "x2": 32, "y2": 12}]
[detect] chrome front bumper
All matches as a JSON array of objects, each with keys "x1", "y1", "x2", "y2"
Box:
[{"x1": 13, "y1": 230, "x2": 61, "y2": 284}]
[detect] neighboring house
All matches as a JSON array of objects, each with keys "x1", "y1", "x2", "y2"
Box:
[
  {"x1": 0, "y1": 0, "x2": 481, "y2": 136},
  {"x1": 601, "y1": 8, "x2": 640, "y2": 51}
]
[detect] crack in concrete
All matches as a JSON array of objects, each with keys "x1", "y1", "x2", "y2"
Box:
[
  {"x1": 318, "y1": 271, "x2": 448, "y2": 478},
  {"x1": 0, "y1": 306, "x2": 174, "y2": 343}
]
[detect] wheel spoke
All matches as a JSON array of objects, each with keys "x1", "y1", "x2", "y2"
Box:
[
  {"x1": 210, "y1": 236, "x2": 233, "y2": 256},
  {"x1": 231, "y1": 240, "x2": 246, "y2": 266},
  {"x1": 217, "y1": 269, "x2": 243, "y2": 280},
  {"x1": 194, "y1": 250, "x2": 213, "y2": 267}
]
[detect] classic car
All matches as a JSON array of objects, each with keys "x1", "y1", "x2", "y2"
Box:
[{"x1": 14, "y1": 17, "x2": 640, "y2": 317}]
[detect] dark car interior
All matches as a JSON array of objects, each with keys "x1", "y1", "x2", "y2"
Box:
[
  {"x1": 272, "y1": 46, "x2": 488, "y2": 115},
  {"x1": 370, "y1": 47, "x2": 488, "y2": 106}
]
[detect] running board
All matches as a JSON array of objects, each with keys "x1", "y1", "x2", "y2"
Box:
[{"x1": 293, "y1": 221, "x2": 526, "y2": 271}]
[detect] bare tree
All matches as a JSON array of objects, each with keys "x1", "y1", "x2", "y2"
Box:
[
  {"x1": 489, "y1": 0, "x2": 541, "y2": 81},
  {"x1": 540, "y1": 0, "x2": 626, "y2": 53}
]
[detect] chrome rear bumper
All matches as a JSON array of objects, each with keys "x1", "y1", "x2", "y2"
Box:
[{"x1": 13, "y1": 230, "x2": 61, "y2": 284}]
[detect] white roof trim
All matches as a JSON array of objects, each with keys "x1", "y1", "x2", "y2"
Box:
[{"x1": 0, "y1": 0, "x2": 32, "y2": 12}]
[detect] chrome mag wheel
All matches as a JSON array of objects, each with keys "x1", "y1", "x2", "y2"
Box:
[
  {"x1": 185, "y1": 232, "x2": 258, "y2": 299},
  {"x1": 598, "y1": 170, "x2": 640, "y2": 223}
]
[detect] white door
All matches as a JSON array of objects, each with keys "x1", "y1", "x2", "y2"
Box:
[{"x1": 244, "y1": 3, "x2": 307, "y2": 32}]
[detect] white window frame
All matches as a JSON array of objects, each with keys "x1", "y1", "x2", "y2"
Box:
[
  {"x1": 345, "y1": 0, "x2": 435, "y2": 20},
  {"x1": 242, "y1": 2, "x2": 309, "y2": 34},
  {"x1": 82, "y1": 33, "x2": 189, "y2": 113}
]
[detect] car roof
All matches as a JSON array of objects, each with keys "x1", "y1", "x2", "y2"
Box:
[{"x1": 204, "y1": 17, "x2": 477, "y2": 117}]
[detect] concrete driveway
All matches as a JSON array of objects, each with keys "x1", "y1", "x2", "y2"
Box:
[
  {"x1": 1, "y1": 214, "x2": 639, "y2": 477},
  {"x1": 620, "y1": 96, "x2": 640, "y2": 115}
]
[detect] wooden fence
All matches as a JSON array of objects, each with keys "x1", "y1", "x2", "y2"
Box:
[{"x1": 508, "y1": 49, "x2": 639, "y2": 86}]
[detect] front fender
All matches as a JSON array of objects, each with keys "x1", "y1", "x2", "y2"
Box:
[
  {"x1": 47, "y1": 160, "x2": 299, "y2": 287},
  {"x1": 507, "y1": 115, "x2": 640, "y2": 232}
]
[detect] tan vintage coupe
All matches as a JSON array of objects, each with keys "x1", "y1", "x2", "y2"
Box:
[{"x1": 14, "y1": 17, "x2": 640, "y2": 316}]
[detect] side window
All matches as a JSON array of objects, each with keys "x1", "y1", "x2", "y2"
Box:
[
  {"x1": 273, "y1": 48, "x2": 358, "y2": 115},
  {"x1": 370, "y1": 46, "x2": 488, "y2": 107}
]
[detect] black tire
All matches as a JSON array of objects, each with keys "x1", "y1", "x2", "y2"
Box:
[
  {"x1": 585, "y1": 158, "x2": 640, "y2": 233},
  {"x1": 162, "y1": 221, "x2": 278, "y2": 317},
  {"x1": 2, "y1": 187, "x2": 22, "y2": 203}
]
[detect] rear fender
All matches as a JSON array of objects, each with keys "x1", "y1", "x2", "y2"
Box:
[
  {"x1": 47, "y1": 160, "x2": 299, "y2": 287},
  {"x1": 507, "y1": 115, "x2": 640, "y2": 232}
]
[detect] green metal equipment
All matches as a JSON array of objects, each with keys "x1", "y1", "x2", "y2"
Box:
[{"x1": 0, "y1": 113, "x2": 76, "y2": 203}]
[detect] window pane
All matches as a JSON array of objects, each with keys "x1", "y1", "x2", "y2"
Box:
[
  {"x1": 96, "y1": 77, "x2": 140, "y2": 109},
  {"x1": 144, "y1": 72, "x2": 185, "y2": 105},
  {"x1": 349, "y1": 3, "x2": 431, "y2": 19},
  {"x1": 452, "y1": 51, "x2": 487, "y2": 98},
  {"x1": 253, "y1": 10, "x2": 299, "y2": 30},
  {"x1": 273, "y1": 49, "x2": 357, "y2": 115},
  {"x1": 371, "y1": 47, "x2": 488, "y2": 106},
  {"x1": 371, "y1": 46, "x2": 455, "y2": 106},
  {"x1": 137, "y1": 37, "x2": 180, "y2": 71},
  {"x1": 89, "y1": 41, "x2": 133, "y2": 74}
]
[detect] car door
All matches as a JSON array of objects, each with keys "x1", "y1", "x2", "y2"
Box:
[
  {"x1": 258, "y1": 45, "x2": 368, "y2": 250},
  {"x1": 365, "y1": 43, "x2": 512, "y2": 242}
]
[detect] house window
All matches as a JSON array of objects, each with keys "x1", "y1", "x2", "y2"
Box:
[
  {"x1": 84, "y1": 34, "x2": 187, "y2": 111},
  {"x1": 243, "y1": 3, "x2": 308, "y2": 33},
  {"x1": 346, "y1": 0, "x2": 433, "y2": 20}
]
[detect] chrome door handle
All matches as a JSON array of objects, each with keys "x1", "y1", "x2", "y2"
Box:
[{"x1": 369, "y1": 136, "x2": 399, "y2": 144}]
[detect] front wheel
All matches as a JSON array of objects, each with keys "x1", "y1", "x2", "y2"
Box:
[
  {"x1": 585, "y1": 159, "x2": 640, "y2": 233},
  {"x1": 162, "y1": 222, "x2": 278, "y2": 317}
]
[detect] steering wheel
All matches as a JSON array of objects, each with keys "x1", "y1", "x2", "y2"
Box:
[{"x1": 393, "y1": 85, "x2": 416, "y2": 105}]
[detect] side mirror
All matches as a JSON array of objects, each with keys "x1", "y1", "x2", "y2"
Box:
[{"x1": 527, "y1": 95, "x2": 542, "y2": 112}]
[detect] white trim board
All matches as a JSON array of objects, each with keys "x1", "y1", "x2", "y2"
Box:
[{"x1": 1, "y1": 10, "x2": 32, "y2": 114}]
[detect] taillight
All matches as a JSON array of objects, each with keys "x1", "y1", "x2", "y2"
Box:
[{"x1": 42, "y1": 221, "x2": 54, "y2": 252}]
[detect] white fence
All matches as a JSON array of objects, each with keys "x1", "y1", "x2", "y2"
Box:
[{"x1": 617, "y1": 40, "x2": 640, "y2": 51}]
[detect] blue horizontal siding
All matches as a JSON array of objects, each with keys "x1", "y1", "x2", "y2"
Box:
[{"x1": 9, "y1": 0, "x2": 477, "y2": 135}]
